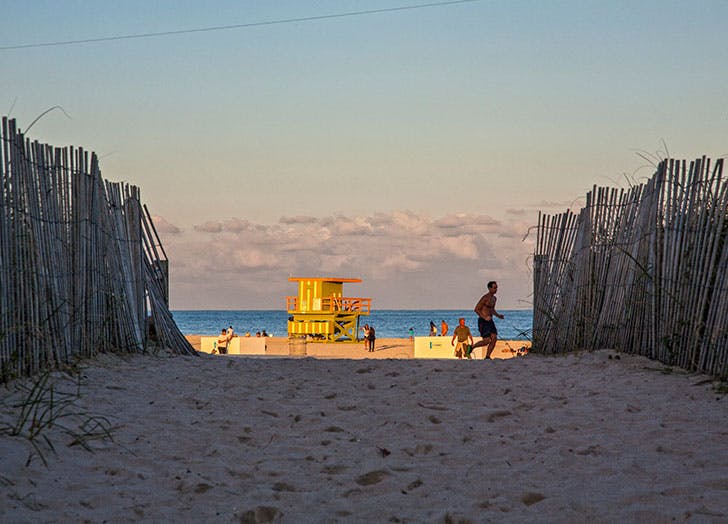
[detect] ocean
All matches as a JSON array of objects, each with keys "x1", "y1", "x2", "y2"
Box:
[{"x1": 172, "y1": 309, "x2": 533, "y2": 341}]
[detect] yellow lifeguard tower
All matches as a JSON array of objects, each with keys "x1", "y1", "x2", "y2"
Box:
[{"x1": 287, "y1": 277, "x2": 372, "y2": 342}]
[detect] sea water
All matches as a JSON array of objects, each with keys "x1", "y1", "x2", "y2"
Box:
[{"x1": 172, "y1": 310, "x2": 533, "y2": 340}]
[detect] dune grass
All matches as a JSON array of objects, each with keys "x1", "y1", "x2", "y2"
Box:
[{"x1": 0, "y1": 368, "x2": 116, "y2": 467}]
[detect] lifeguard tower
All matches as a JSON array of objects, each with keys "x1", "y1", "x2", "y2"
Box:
[{"x1": 287, "y1": 277, "x2": 371, "y2": 342}]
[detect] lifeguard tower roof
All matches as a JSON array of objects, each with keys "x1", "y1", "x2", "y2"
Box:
[{"x1": 288, "y1": 277, "x2": 361, "y2": 283}]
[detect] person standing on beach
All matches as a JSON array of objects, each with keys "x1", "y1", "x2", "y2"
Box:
[
  {"x1": 471, "y1": 281, "x2": 504, "y2": 359},
  {"x1": 441, "y1": 319, "x2": 449, "y2": 337},
  {"x1": 451, "y1": 318, "x2": 474, "y2": 359},
  {"x1": 216, "y1": 328, "x2": 229, "y2": 355},
  {"x1": 367, "y1": 324, "x2": 376, "y2": 352},
  {"x1": 429, "y1": 321, "x2": 437, "y2": 336},
  {"x1": 362, "y1": 324, "x2": 370, "y2": 350},
  {"x1": 225, "y1": 326, "x2": 234, "y2": 352}
]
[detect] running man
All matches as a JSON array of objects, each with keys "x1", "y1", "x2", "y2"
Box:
[{"x1": 471, "y1": 281, "x2": 504, "y2": 359}]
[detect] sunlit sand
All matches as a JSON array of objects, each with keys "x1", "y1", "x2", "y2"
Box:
[{"x1": 2, "y1": 348, "x2": 727, "y2": 522}]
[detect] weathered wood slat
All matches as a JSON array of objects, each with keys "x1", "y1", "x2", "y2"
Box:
[
  {"x1": 534, "y1": 156, "x2": 728, "y2": 378},
  {"x1": 0, "y1": 117, "x2": 195, "y2": 381}
]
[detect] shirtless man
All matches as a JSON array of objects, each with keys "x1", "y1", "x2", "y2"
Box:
[{"x1": 471, "y1": 281, "x2": 504, "y2": 359}]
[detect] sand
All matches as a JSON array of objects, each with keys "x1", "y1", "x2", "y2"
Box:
[{"x1": 1, "y1": 345, "x2": 727, "y2": 523}]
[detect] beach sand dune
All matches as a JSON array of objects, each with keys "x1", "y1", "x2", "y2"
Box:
[{"x1": 2, "y1": 350, "x2": 727, "y2": 522}]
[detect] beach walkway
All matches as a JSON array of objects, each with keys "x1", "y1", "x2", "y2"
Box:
[{"x1": 1, "y1": 350, "x2": 726, "y2": 522}]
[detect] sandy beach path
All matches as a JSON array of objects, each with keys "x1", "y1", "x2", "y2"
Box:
[{"x1": 2, "y1": 350, "x2": 727, "y2": 523}]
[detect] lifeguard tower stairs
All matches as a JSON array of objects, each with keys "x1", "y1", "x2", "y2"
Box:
[{"x1": 287, "y1": 277, "x2": 371, "y2": 342}]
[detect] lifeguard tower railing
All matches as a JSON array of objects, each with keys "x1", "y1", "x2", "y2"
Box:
[{"x1": 286, "y1": 296, "x2": 372, "y2": 314}]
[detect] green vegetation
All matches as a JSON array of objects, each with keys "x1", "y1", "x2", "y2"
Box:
[
  {"x1": 0, "y1": 369, "x2": 116, "y2": 467},
  {"x1": 714, "y1": 380, "x2": 728, "y2": 395}
]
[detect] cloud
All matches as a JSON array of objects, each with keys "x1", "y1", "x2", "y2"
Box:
[
  {"x1": 231, "y1": 248, "x2": 278, "y2": 269},
  {"x1": 471, "y1": 215, "x2": 501, "y2": 227},
  {"x1": 279, "y1": 215, "x2": 318, "y2": 225},
  {"x1": 434, "y1": 213, "x2": 470, "y2": 229},
  {"x1": 329, "y1": 216, "x2": 374, "y2": 236},
  {"x1": 373, "y1": 210, "x2": 429, "y2": 236},
  {"x1": 160, "y1": 210, "x2": 536, "y2": 309},
  {"x1": 151, "y1": 215, "x2": 182, "y2": 235},
  {"x1": 438, "y1": 235, "x2": 479, "y2": 260},
  {"x1": 194, "y1": 221, "x2": 223, "y2": 233},
  {"x1": 533, "y1": 199, "x2": 581, "y2": 209},
  {"x1": 223, "y1": 218, "x2": 258, "y2": 233},
  {"x1": 380, "y1": 253, "x2": 422, "y2": 272}
]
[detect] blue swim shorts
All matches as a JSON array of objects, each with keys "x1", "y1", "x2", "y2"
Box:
[{"x1": 477, "y1": 317, "x2": 497, "y2": 338}]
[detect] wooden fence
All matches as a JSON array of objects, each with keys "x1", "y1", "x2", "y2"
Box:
[
  {"x1": 533, "y1": 157, "x2": 728, "y2": 377},
  {"x1": 0, "y1": 117, "x2": 194, "y2": 381}
]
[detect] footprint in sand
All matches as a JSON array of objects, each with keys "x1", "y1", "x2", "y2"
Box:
[
  {"x1": 321, "y1": 465, "x2": 348, "y2": 475},
  {"x1": 486, "y1": 410, "x2": 513, "y2": 423},
  {"x1": 355, "y1": 470, "x2": 390, "y2": 486},
  {"x1": 272, "y1": 482, "x2": 295, "y2": 492},
  {"x1": 239, "y1": 505, "x2": 283, "y2": 523},
  {"x1": 521, "y1": 492, "x2": 546, "y2": 506}
]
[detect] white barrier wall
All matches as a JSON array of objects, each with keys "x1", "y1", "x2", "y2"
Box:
[
  {"x1": 200, "y1": 336, "x2": 267, "y2": 355},
  {"x1": 413, "y1": 336, "x2": 485, "y2": 359}
]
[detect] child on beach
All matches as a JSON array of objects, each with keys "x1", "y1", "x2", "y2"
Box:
[{"x1": 451, "y1": 318, "x2": 474, "y2": 359}]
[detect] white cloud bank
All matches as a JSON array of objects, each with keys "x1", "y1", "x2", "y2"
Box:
[{"x1": 153, "y1": 210, "x2": 537, "y2": 310}]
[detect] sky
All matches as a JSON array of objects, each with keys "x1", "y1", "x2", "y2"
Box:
[{"x1": 2, "y1": 0, "x2": 728, "y2": 310}]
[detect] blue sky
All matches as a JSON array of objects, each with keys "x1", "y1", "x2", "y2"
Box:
[{"x1": 2, "y1": 1, "x2": 727, "y2": 309}]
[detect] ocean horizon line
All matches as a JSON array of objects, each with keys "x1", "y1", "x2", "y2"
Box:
[{"x1": 172, "y1": 309, "x2": 534, "y2": 340}]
